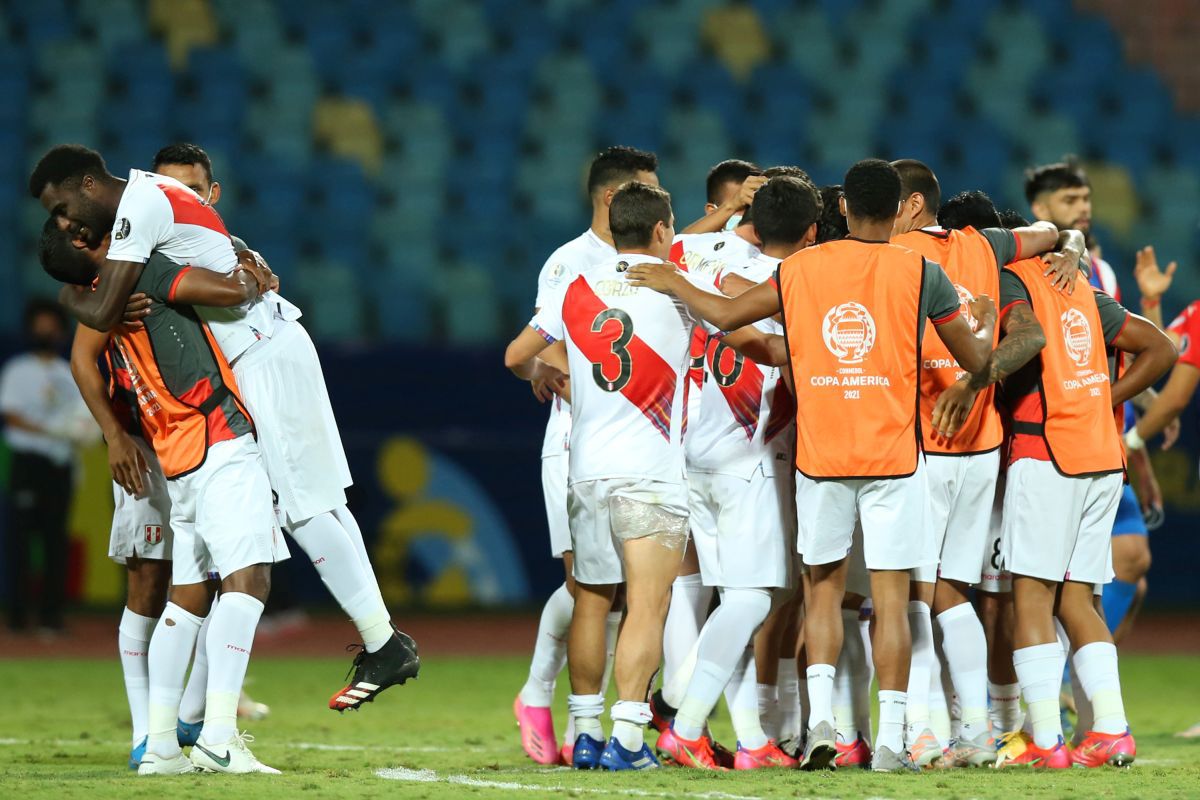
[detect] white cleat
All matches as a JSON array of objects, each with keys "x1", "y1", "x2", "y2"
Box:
[
  {"x1": 137, "y1": 750, "x2": 198, "y2": 775},
  {"x1": 190, "y1": 731, "x2": 281, "y2": 774}
]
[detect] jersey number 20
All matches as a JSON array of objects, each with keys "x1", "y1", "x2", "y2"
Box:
[{"x1": 590, "y1": 308, "x2": 633, "y2": 392}]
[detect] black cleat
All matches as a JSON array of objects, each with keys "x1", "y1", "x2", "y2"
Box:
[{"x1": 328, "y1": 630, "x2": 420, "y2": 711}]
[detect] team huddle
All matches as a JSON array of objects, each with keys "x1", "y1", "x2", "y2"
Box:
[
  {"x1": 29, "y1": 144, "x2": 420, "y2": 775},
  {"x1": 505, "y1": 147, "x2": 1193, "y2": 773}
]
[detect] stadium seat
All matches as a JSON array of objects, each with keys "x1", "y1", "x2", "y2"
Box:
[
  {"x1": 147, "y1": 0, "x2": 220, "y2": 69},
  {"x1": 314, "y1": 97, "x2": 385, "y2": 175}
]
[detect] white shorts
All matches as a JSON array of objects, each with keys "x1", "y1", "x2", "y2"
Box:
[
  {"x1": 797, "y1": 459, "x2": 934, "y2": 571},
  {"x1": 542, "y1": 454, "x2": 571, "y2": 558},
  {"x1": 233, "y1": 319, "x2": 352, "y2": 527},
  {"x1": 568, "y1": 478, "x2": 688, "y2": 585},
  {"x1": 1001, "y1": 459, "x2": 1122, "y2": 585},
  {"x1": 914, "y1": 450, "x2": 1000, "y2": 584},
  {"x1": 977, "y1": 473, "x2": 1011, "y2": 593},
  {"x1": 688, "y1": 466, "x2": 795, "y2": 589},
  {"x1": 167, "y1": 435, "x2": 289, "y2": 586},
  {"x1": 108, "y1": 438, "x2": 173, "y2": 565}
]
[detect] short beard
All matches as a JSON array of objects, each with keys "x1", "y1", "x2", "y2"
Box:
[{"x1": 74, "y1": 194, "x2": 116, "y2": 245}]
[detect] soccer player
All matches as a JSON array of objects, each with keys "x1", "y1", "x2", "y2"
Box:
[
  {"x1": 1126, "y1": 296, "x2": 1199, "y2": 449},
  {"x1": 678, "y1": 159, "x2": 767, "y2": 235},
  {"x1": 628, "y1": 159, "x2": 997, "y2": 772},
  {"x1": 516, "y1": 145, "x2": 659, "y2": 766},
  {"x1": 506, "y1": 182, "x2": 785, "y2": 770},
  {"x1": 890, "y1": 164, "x2": 1078, "y2": 767},
  {"x1": 29, "y1": 144, "x2": 419, "y2": 711},
  {"x1": 40, "y1": 222, "x2": 285, "y2": 774},
  {"x1": 654, "y1": 176, "x2": 819, "y2": 770}
]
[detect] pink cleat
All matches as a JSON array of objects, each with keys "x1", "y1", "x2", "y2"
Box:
[
  {"x1": 513, "y1": 696, "x2": 560, "y2": 765},
  {"x1": 734, "y1": 740, "x2": 799, "y2": 769},
  {"x1": 835, "y1": 735, "x2": 872, "y2": 768}
]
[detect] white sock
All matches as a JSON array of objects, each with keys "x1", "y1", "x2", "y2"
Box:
[
  {"x1": 663, "y1": 636, "x2": 699, "y2": 709},
  {"x1": 856, "y1": 614, "x2": 874, "y2": 741},
  {"x1": 1071, "y1": 659, "x2": 1093, "y2": 741},
  {"x1": 806, "y1": 664, "x2": 836, "y2": 730},
  {"x1": 146, "y1": 602, "x2": 204, "y2": 757},
  {"x1": 568, "y1": 693, "x2": 605, "y2": 741},
  {"x1": 936, "y1": 603, "x2": 989, "y2": 738},
  {"x1": 1072, "y1": 642, "x2": 1127, "y2": 734},
  {"x1": 331, "y1": 505, "x2": 382, "y2": 597},
  {"x1": 179, "y1": 599, "x2": 215, "y2": 726},
  {"x1": 600, "y1": 611, "x2": 621, "y2": 697},
  {"x1": 520, "y1": 583, "x2": 574, "y2": 707},
  {"x1": 118, "y1": 608, "x2": 157, "y2": 746},
  {"x1": 1014, "y1": 642, "x2": 1065, "y2": 749},
  {"x1": 777, "y1": 658, "x2": 801, "y2": 741},
  {"x1": 757, "y1": 682, "x2": 780, "y2": 742},
  {"x1": 199, "y1": 592, "x2": 264, "y2": 745},
  {"x1": 928, "y1": 658, "x2": 952, "y2": 747},
  {"x1": 877, "y1": 690, "x2": 907, "y2": 753},
  {"x1": 726, "y1": 651, "x2": 768, "y2": 749},
  {"x1": 905, "y1": 600, "x2": 934, "y2": 742},
  {"x1": 833, "y1": 608, "x2": 865, "y2": 743},
  {"x1": 611, "y1": 700, "x2": 651, "y2": 751},
  {"x1": 989, "y1": 681, "x2": 1022, "y2": 732},
  {"x1": 290, "y1": 511, "x2": 392, "y2": 653},
  {"x1": 663, "y1": 573, "x2": 711, "y2": 691}
]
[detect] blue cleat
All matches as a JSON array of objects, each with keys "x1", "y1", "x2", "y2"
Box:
[
  {"x1": 572, "y1": 733, "x2": 605, "y2": 769},
  {"x1": 128, "y1": 736, "x2": 147, "y2": 770},
  {"x1": 177, "y1": 719, "x2": 203, "y2": 748},
  {"x1": 599, "y1": 737, "x2": 660, "y2": 771}
]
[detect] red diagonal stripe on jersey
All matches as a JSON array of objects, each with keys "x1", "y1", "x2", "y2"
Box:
[
  {"x1": 763, "y1": 380, "x2": 795, "y2": 444},
  {"x1": 564, "y1": 277, "x2": 677, "y2": 441},
  {"x1": 706, "y1": 338, "x2": 763, "y2": 440},
  {"x1": 157, "y1": 182, "x2": 231, "y2": 237},
  {"x1": 669, "y1": 240, "x2": 688, "y2": 272}
]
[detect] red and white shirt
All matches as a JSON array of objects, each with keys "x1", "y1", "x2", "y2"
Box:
[
  {"x1": 107, "y1": 170, "x2": 301, "y2": 361},
  {"x1": 1168, "y1": 300, "x2": 1200, "y2": 371},
  {"x1": 686, "y1": 252, "x2": 792, "y2": 478},
  {"x1": 533, "y1": 229, "x2": 617, "y2": 458},
  {"x1": 531, "y1": 254, "x2": 715, "y2": 485}
]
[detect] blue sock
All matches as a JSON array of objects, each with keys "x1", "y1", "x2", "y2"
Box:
[{"x1": 1101, "y1": 580, "x2": 1138, "y2": 635}]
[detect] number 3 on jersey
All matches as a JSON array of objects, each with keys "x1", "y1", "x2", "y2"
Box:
[{"x1": 590, "y1": 308, "x2": 633, "y2": 391}]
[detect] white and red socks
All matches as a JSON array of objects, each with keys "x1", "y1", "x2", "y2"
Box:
[
  {"x1": 118, "y1": 608, "x2": 157, "y2": 747},
  {"x1": 198, "y1": 592, "x2": 264, "y2": 745},
  {"x1": 877, "y1": 690, "x2": 907, "y2": 753},
  {"x1": 1013, "y1": 642, "x2": 1066, "y2": 749},
  {"x1": 178, "y1": 601, "x2": 215, "y2": 726},
  {"x1": 146, "y1": 602, "x2": 205, "y2": 757},
  {"x1": 611, "y1": 700, "x2": 652, "y2": 751},
  {"x1": 1072, "y1": 642, "x2": 1128, "y2": 734},
  {"x1": 905, "y1": 600, "x2": 935, "y2": 743},
  {"x1": 568, "y1": 693, "x2": 605, "y2": 742},
  {"x1": 519, "y1": 583, "x2": 574, "y2": 707},
  {"x1": 936, "y1": 602, "x2": 990, "y2": 739},
  {"x1": 805, "y1": 663, "x2": 836, "y2": 730},
  {"x1": 988, "y1": 681, "x2": 1022, "y2": 732}
]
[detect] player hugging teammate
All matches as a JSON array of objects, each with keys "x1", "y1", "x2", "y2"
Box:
[{"x1": 507, "y1": 150, "x2": 1179, "y2": 773}]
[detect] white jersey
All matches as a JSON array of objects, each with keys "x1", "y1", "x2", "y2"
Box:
[
  {"x1": 686, "y1": 253, "x2": 793, "y2": 478},
  {"x1": 533, "y1": 229, "x2": 616, "y2": 458},
  {"x1": 531, "y1": 254, "x2": 713, "y2": 485},
  {"x1": 107, "y1": 170, "x2": 301, "y2": 361}
]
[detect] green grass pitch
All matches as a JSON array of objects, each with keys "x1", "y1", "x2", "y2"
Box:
[{"x1": 2, "y1": 653, "x2": 1198, "y2": 799}]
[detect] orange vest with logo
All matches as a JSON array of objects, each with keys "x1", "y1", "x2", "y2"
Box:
[
  {"x1": 893, "y1": 227, "x2": 1003, "y2": 455},
  {"x1": 112, "y1": 326, "x2": 253, "y2": 479},
  {"x1": 777, "y1": 239, "x2": 925, "y2": 479},
  {"x1": 1005, "y1": 260, "x2": 1124, "y2": 477}
]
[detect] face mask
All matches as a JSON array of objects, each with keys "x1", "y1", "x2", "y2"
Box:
[{"x1": 724, "y1": 213, "x2": 742, "y2": 231}]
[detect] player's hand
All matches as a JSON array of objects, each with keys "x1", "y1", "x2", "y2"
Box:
[
  {"x1": 725, "y1": 174, "x2": 767, "y2": 214},
  {"x1": 237, "y1": 250, "x2": 276, "y2": 296},
  {"x1": 626, "y1": 261, "x2": 682, "y2": 294},
  {"x1": 967, "y1": 293, "x2": 997, "y2": 328},
  {"x1": 1135, "y1": 463, "x2": 1165, "y2": 531},
  {"x1": 530, "y1": 359, "x2": 568, "y2": 403},
  {"x1": 719, "y1": 272, "x2": 756, "y2": 298},
  {"x1": 931, "y1": 377, "x2": 978, "y2": 440},
  {"x1": 1162, "y1": 416, "x2": 1181, "y2": 451},
  {"x1": 1042, "y1": 251, "x2": 1078, "y2": 294},
  {"x1": 108, "y1": 430, "x2": 149, "y2": 496},
  {"x1": 122, "y1": 292, "x2": 152, "y2": 329},
  {"x1": 1134, "y1": 245, "x2": 1176, "y2": 302}
]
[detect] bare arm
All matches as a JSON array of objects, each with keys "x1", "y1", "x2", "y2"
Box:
[
  {"x1": 505, "y1": 326, "x2": 554, "y2": 379},
  {"x1": 1133, "y1": 362, "x2": 1199, "y2": 442},
  {"x1": 720, "y1": 327, "x2": 787, "y2": 367},
  {"x1": 58, "y1": 259, "x2": 145, "y2": 331},
  {"x1": 967, "y1": 303, "x2": 1046, "y2": 390},
  {"x1": 626, "y1": 262, "x2": 781, "y2": 331},
  {"x1": 1109, "y1": 314, "x2": 1178, "y2": 407},
  {"x1": 1010, "y1": 221, "x2": 1060, "y2": 258},
  {"x1": 932, "y1": 295, "x2": 996, "y2": 376},
  {"x1": 170, "y1": 265, "x2": 262, "y2": 308},
  {"x1": 680, "y1": 175, "x2": 766, "y2": 235}
]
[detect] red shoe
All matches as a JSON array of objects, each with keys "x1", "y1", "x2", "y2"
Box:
[
  {"x1": 512, "y1": 696, "x2": 560, "y2": 765},
  {"x1": 712, "y1": 738, "x2": 736, "y2": 769},
  {"x1": 1070, "y1": 729, "x2": 1136, "y2": 768},
  {"x1": 995, "y1": 731, "x2": 1070, "y2": 769},
  {"x1": 654, "y1": 725, "x2": 726, "y2": 770},
  {"x1": 560, "y1": 742, "x2": 572, "y2": 766},
  {"x1": 648, "y1": 690, "x2": 675, "y2": 733},
  {"x1": 734, "y1": 740, "x2": 798, "y2": 769},
  {"x1": 834, "y1": 735, "x2": 872, "y2": 769}
]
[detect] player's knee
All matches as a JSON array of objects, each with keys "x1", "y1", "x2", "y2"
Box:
[
  {"x1": 220, "y1": 563, "x2": 272, "y2": 603},
  {"x1": 170, "y1": 581, "x2": 215, "y2": 617}
]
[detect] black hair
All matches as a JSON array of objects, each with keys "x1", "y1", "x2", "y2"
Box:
[
  {"x1": 609, "y1": 181, "x2": 672, "y2": 249},
  {"x1": 999, "y1": 209, "x2": 1032, "y2": 230},
  {"x1": 749, "y1": 176, "x2": 821, "y2": 247},
  {"x1": 816, "y1": 184, "x2": 849, "y2": 243},
  {"x1": 1024, "y1": 157, "x2": 1089, "y2": 204},
  {"x1": 763, "y1": 165, "x2": 812, "y2": 183},
  {"x1": 28, "y1": 144, "x2": 109, "y2": 199},
  {"x1": 892, "y1": 159, "x2": 941, "y2": 215},
  {"x1": 705, "y1": 159, "x2": 759, "y2": 205},
  {"x1": 842, "y1": 159, "x2": 902, "y2": 222},
  {"x1": 587, "y1": 146, "x2": 659, "y2": 196},
  {"x1": 153, "y1": 142, "x2": 214, "y2": 184},
  {"x1": 22, "y1": 296, "x2": 68, "y2": 332},
  {"x1": 38, "y1": 218, "x2": 97, "y2": 286},
  {"x1": 937, "y1": 190, "x2": 1002, "y2": 231}
]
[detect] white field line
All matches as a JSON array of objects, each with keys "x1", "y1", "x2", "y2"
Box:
[
  {"x1": 0, "y1": 738, "x2": 504, "y2": 754},
  {"x1": 377, "y1": 767, "x2": 769, "y2": 799}
]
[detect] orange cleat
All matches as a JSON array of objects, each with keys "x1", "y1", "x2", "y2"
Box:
[
  {"x1": 655, "y1": 725, "x2": 726, "y2": 770},
  {"x1": 995, "y1": 731, "x2": 1070, "y2": 769},
  {"x1": 834, "y1": 735, "x2": 872, "y2": 769},
  {"x1": 1070, "y1": 729, "x2": 1136, "y2": 768},
  {"x1": 734, "y1": 740, "x2": 799, "y2": 769}
]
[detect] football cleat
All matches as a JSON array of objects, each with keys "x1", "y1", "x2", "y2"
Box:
[
  {"x1": 512, "y1": 696, "x2": 560, "y2": 765},
  {"x1": 238, "y1": 691, "x2": 270, "y2": 721},
  {"x1": 655, "y1": 725, "x2": 725, "y2": 769},
  {"x1": 799, "y1": 720, "x2": 837, "y2": 771},
  {"x1": 948, "y1": 729, "x2": 997, "y2": 768},
  {"x1": 329, "y1": 630, "x2": 420, "y2": 711},
  {"x1": 190, "y1": 731, "x2": 281, "y2": 774},
  {"x1": 834, "y1": 734, "x2": 872, "y2": 769},
  {"x1": 995, "y1": 731, "x2": 1070, "y2": 769},
  {"x1": 571, "y1": 732, "x2": 604, "y2": 770},
  {"x1": 648, "y1": 689, "x2": 676, "y2": 733},
  {"x1": 560, "y1": 741, "x2": 573, "y2": 766},
  {"x1": 128, "y1": 736, "x2": 147, "y2": 771},
  {"x1": 176, "y1": 719, "x2": 203, "y2": 748},
  {"x1": 599, "y1": 737, "x2": 660, "y2": 771},
  {"x1": 908, "y1": 727, "x2": 944, "y2": 769},
  {"x1": 137, "y1": 750, "x2": 197, "y2": 775},
  {"x1": 871, "y1": 744, "x2": 920, "y2": 773},
  {"x1": 1070, "y1": 729, "x2": 1136, "y2": 768},
  {"x1": 778, "y1": 735, "x2": 803, "y2": 760},
  {"x1": 734, "y1": 739, "x2": 798, "y2": 769},
  {"x1": 711, "y1": 737, "x2": 736, "y2": 769}
]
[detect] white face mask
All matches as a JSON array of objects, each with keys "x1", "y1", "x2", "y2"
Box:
[
  {"x1": 724, "y1": 213, "x2": 742, "y2": 231},
  {"x1": 203, "y1": 186, "x2": 215, "y2": 205}
]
